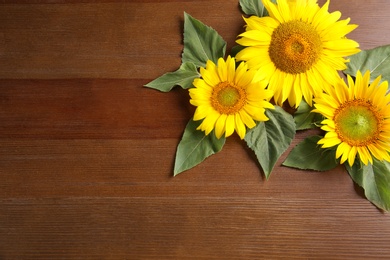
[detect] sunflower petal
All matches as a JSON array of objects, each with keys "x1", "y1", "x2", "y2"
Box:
[
  {"x1": 235, "y1": 113, "x2": 247, "y2": 139},
  {"x1": 214, "y1": 114, "x2": 227, "y2": 139},
  {"x1": 347, "y1": 146, "x2": 357, "y2": 166},
  {"x1": 225, "y1": 115, "x2": 235, "y2": 138}
]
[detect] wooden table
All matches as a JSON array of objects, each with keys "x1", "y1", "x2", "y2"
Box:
[{"x1": 1, "y1": 0, "x2": 390, "y2": 259}]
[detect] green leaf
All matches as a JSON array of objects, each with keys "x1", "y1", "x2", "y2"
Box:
[
  {"x1": 344, "y1": 44, "x2": 390, "y2": 83},
  {"x1": 294, "y1": 100, "x2": 324, "y2": 130},
  {"x1": 182, "y1": 12, "x2": 226, "y2": 68},
  {"x1": 244, "y1": 106, "x2": 296, "y2": 179},
  {"x1": 346, "y1": 159, "x2": 390, "y2": 212},
  {"x1": 174, "y1": 119, "x2": 226, "y2": 176},
  {"x1": 282, "y1": 135, "x2": 339, "y2": 171},
  {"x1": 239, "y1": 0, "x2": 276, "y2": 17},
  {"x1": 144, "y1": 62, "x2": 199, "y2": 92}
]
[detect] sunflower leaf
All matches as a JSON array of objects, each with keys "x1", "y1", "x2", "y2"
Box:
[
  {"x1": 182, "y1": 12, "x2": 226, "y2": 68},
  {"x1": 282, "y1": 135, "x2": 339, "y2": 171},
  {"x1": 344, "y1": 44, "x2": 390, "y2": 83},
  {"x1": 346, "y1": 159, "x2": 390, "y2": 212},
  {"x1": 174, "y1": 119, "x2": 226, "y2": 176},
  {"x1": 294, "y1": 100, "x2": 324, "y2": 130},
  {"x1": 244, "y1": 106, "x2": 295, "y2": 179},
  {"x1": 239, "y1": 0, "x2": 276, "y2": 17},
  {"x1": 144, "y1": 62, "x2": 200, "y2": 92}
]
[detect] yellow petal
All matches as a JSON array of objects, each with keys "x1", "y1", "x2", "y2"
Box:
[
  {"x1": 192, "y1": 78, "x2": 213, "y2": 92},
  {"x1": 236, "y1": 65, "x2": 255, "y2": 87},
  {"x1": 333, "y1": 79, "x2": 348, "y2": 104},
  {"x1": 316, "y1": 10, "x2": 341, "y2": 32},
  {"x1": 323, "y1": 39, "x2": 360, "y2": 52},
  {"x1": 189, "y1": 99, "x2": 210, "y2": 107},
  {"x1": 214, "y1": 114, "x2": 227, "y2": 139},
  {"x1": 369, "y1": 142, "x2": 390, "y2": 161},
  {"x1": 217, "y1": 57, "x2": 228, "y2": 82},
  {"x1": 226, "y1": 56, "x2": 236, "y2": 83},
  {"x1": 277, "y1": 0, "x2": 292, "y2": 22},
  {"x1": 238, "y1": 30, "x2": 272, "y2": 43},
  {"x1": 263, "y1": 0, "x2": 285, "y2": 23},
  {"x1": 320, "y1": 55, "x2": 347, "y2": 71},
  {"x1": 336, "y1": 142, "x2": 349, "y2": 161},
  {"x1": 339, "y1": 143, "x2": 351, "y2": 164},
  {"x1": 193, "y1": 105, "x2": 213, "y2": 121},
  {"x1": 324, "y1": 131, "x2": 338, "y2": 138},
  {"x1": 300, "y1": 73, "x2": 314, "y2": 106},
  {"x1": 239, "y1": 109, "x2": 256, "y2": 128},
  {"x1": 244, "y1": 101, "x2": 261, "y2": 115},
  {"x1": 225, "y1": 115, "x2": 235, "y2": 138},
  {"x1": 313, "y1": 61, "x2": 340, "y2": 87},
  {"x1": 201, "y1": 110, "x2": 220, "y2": 136},
  {"x1": 313, "y1": 103, "x2": 335, "y2": 119},
  {"x1": 321, "y1": 119, "x2": 335, "y2": 129},
  {"x1": 347, "y1": 146, "x2": 357, "y2": 166},
  {"x1": 320, "y1": 136, "x2": 341, "y2": 148},
  {"x1": 245, "y1": 46, "x2": 270, "y2": 61},
  {"x1": 311, "y1": 0, "x2": 330, "y2": 29},
  {"x1": 288, "y1": 74, "x2": 302, "y2": 108},
  {"x1": 372, "y1": 81, "x2": 389, "y2": 107},
  {"x1": 282, "y1": 73, "x2": 294, "y2": 104},
  {"x1": 322, "y1": 22, "x2": 358, "y2": 41},
  {"x1": 357, "y1": 146, "x2": 372, "y2": 165},
  {"x1": 316, "y1": 91, "x2": 339, "y2": 109},
  {"x1": 243, "y1": 16, "x2": 279, "y2": 32},
  {"x1": 252, "y1": 109, "x2": 269, "y2": 122},
  {"x1": 269, "y1": 70, "x2": 284, "y2": 106},
  {"x1": 201, "y1": 67, "x2": 220, "y2": 87},
  {"x1": 235, "y1": 113, "x2": 247, "y2": 139}
]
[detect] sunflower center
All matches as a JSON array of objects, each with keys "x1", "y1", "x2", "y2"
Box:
[
  {"x1": 269, "y1": 20, "x2": 322, "y2": 74},
  {"x1": 211, "y1": 82, "x2": 246, "y2": 114},
  {"x1": 334, "y1": 99, "x2": 382, "y2": 146}
]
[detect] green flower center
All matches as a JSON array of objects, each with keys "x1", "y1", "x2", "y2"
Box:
[
  {"x1": 269, "y1": 20, "x2": 322, "y2": 74},
  {"x1": 334, "y1": 100, "x2": 382, "y2": 146},
  {"x1": 211, "y1": 82, "x2": 246, "y2": 114}
]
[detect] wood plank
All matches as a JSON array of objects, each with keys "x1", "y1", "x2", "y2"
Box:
[
  {"x1": 0, "y1": 137, "x2": 356, "y2": 199},
  {"x1": 1, "y1": 197, "x2": 389, "y2": 259},
  {"x1": 1, "y1": 0, "x2": 390, "y2": 259},
  {"x1": 0, "y1": 79, "x2": 191, "y2": 139},
  {"x1": 0, "y1": 1, "x2": 242, "y2": 79},
  {"x1": 0, "y1": 1, "x2": 389, "y2": 79}
]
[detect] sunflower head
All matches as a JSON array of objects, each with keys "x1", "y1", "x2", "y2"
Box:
[
  {"x1": 189, "y1": 56, "x2": 274, "y2": 139},
  {"x1": 235, "y1": 0, "x2": 360, "y2": 107},
  {"x1": 313, "y1": 70, "x2": 390, "y2": 166}
]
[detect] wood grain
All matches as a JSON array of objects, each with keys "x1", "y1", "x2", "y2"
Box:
[{"x1": 1, "y1": 0, "x2": 390, "y2": 259}]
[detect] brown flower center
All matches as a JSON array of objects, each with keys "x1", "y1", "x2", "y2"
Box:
[
  {"x1": 269, "y1": 20, "x2": 322, "y2": 74},
  {"x1": 211, "y1": 82, "x2": 246, "y2": 114},
  {"x1": 334, "y1": 99, "x2": 382, "y2": 146}
]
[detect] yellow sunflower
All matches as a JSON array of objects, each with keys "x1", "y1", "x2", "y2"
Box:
[
  {"x1": 189, "y1": 56, "x2": 274, "y2": 139},
  {"x1": 235, "y1": 0, "x2": 360, "y2": 107},
  {"x1": 313, "y1": 70, "x2": 390, "y2": 166}
]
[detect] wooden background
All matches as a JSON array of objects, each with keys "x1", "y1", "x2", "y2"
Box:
[{"x1": 1, "y1": 0, "x2": 390, "y2": 259}]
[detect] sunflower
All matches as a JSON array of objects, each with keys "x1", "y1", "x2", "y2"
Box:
[
  {"x1": 189, "y1": 56, "x2": 274, "y2": 139},
  {"x1": 235, "y1": 0, "x2": 360, "y2": 107},
  {"x1": 313, "y1": 70, "x2": 390, "y2": 166}
]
